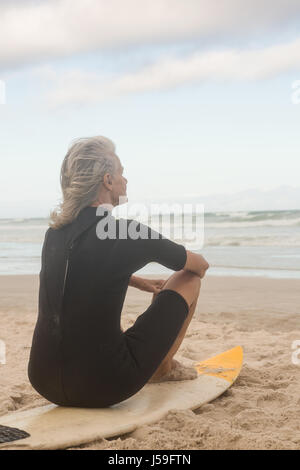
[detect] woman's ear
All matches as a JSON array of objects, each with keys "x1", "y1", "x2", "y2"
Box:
[{"x1": 103, "y1": 173, "x2": 112, "y2": 188}]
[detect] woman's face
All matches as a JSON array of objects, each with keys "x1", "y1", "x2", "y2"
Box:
[{"x1": 111, "y1": 155, "x2": 128, "y2": 206}]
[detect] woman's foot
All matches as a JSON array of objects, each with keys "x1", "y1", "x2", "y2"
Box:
[{"x1": 148, "y1": 358, "x2": 198, "y2": 383}]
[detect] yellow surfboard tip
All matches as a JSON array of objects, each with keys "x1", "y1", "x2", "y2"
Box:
[{"x1": 194, "y1": 345, "x2": 243, "y2": 383}]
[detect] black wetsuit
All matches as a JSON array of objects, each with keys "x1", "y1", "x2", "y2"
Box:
[{"x1": 28, "y1": 206, "x2": 189, "y2": 408}]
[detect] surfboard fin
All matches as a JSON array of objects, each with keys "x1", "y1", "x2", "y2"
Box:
[{"x1": 0, "y1": 424, "x2": 30, "y2": 443}]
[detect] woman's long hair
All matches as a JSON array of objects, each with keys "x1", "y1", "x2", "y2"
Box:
[{"x1": 49, "y1": 135, "x2": 117, "y2": 229}]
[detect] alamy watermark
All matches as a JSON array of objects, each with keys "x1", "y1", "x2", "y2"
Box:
[
  {"x1": 291, "y1": 340, "x2": 300, "y2": 365},
  {"x1": 291, "y1": 80, "x2": 300, "y2": 104},
  {"x1": 94, "y1": 199, "x2": 205, "y2": 247},
  {"x1": 0, "y1": 80, "x2": 6, "y2": 104},
  {"x1": 0, "y1": 339, "x2": 6, "y2": 365}
]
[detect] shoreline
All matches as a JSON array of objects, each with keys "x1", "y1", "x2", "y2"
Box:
[
  {"x1": 0, "y1": 274, "x2": 299, "y2": 449},
  {"x1": 1, "y1": 266, "x2": 300, "y2": 280}
]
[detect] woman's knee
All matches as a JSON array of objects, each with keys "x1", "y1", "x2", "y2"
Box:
[{"x1": 161, "y1": 270, "x2": 201, "y2": 308}]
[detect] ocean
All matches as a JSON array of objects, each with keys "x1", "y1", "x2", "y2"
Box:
[{"x1": 0, "y1": 209, "x2": 299, "y2": 279}]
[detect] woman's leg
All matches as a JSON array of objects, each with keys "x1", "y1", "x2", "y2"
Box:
[{"x1": 147, "y1": 270, "x2": 201, "y2": 382}]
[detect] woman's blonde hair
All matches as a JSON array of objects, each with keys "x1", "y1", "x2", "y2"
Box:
[{"x1": 49, "y1": 135, "x2": 117, "y2": 229}]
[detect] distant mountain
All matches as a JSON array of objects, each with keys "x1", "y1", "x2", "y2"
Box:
[
  {"x1": 195, "y1": 185, "x2": 300, "y2": 212},
  {"x1": 137, "y1": 185, "x2": 300, "y2": 213}
]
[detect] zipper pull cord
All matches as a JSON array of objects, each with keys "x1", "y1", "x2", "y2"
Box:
[{"x1": 62, "y1": 242, "x2": 74, "y2": 297}]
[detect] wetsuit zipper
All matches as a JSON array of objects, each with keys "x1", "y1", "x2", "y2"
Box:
[
  {"x1": 60, "y1": 241, "x2": 74, "y2": 404},
  {"x1": 62, "y1": 242, "x2": 74, "y2": 297},
  {"x1": 58, "y1": 220, "x2": 99, "y2": 404}
]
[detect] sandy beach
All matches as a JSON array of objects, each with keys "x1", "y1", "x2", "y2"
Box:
[{"x1": 0, "y1": 273, "x2": 299, "y2": 450}]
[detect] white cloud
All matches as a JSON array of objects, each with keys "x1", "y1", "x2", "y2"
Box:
[
  {"x1": 39, "y1": 37, "x2": 300, "y2": 107},
  {"x1": 1, "y1": 0, "x2": 300, "y2": 69}
]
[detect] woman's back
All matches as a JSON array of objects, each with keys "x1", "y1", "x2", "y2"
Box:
[{"x1": 28, "y1": 206, "x2": 187, "y2": 407}]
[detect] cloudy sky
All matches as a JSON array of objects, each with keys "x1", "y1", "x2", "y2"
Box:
[{"x1": 0, "y1": 0, "x2": 300, "y2": 217}]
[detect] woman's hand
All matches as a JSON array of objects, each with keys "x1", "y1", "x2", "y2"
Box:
[
  {"x1": 129, "y1": 275, "x2": 167, "y2": 294},
  {"x1": 198, "y1": 254, "x2": 210, "y2": 279},
  {"x1": 141, "y1": 278, "x2": 166, "y2": 294}
]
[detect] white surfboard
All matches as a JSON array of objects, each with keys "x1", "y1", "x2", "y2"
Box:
[{"x1": 0, "y1": 346, "x2": 243, "y2": 450}]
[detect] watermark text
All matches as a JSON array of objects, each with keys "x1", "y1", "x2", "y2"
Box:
[
  {"x1": 95, "y1": 200, "x2": 204, "y2": 248},
  {"x1": 0, "y1": 340, "x2": 6, "y2": 365},
  {"x1": 0, "y1": 80, "x2": 6, "y2": 104},
  {"x1": 291, "y1": 340, "x2": 300, "y2": 365},
  {"x1": 291, "y1": 80, "x2": 300, "y2": 104}
]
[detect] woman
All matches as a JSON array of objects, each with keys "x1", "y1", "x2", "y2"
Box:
[{"x1": 28, "y1": 136, "x2": 209, "y2": 408}]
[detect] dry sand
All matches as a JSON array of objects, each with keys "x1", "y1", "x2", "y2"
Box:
[{"x1": 0, "y1": 273, "x2": 299, "y2": 450}]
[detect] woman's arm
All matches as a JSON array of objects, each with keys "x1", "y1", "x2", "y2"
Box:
[
  {"x1": 129, "y1": 275, "x2": 143, "y2": 288},
  {"x1": 129, "y1": 275, "x2": 166, "y2": 293},
  {"x1": 183, "y1": 250, "x2": 210, "y2": 279}
]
